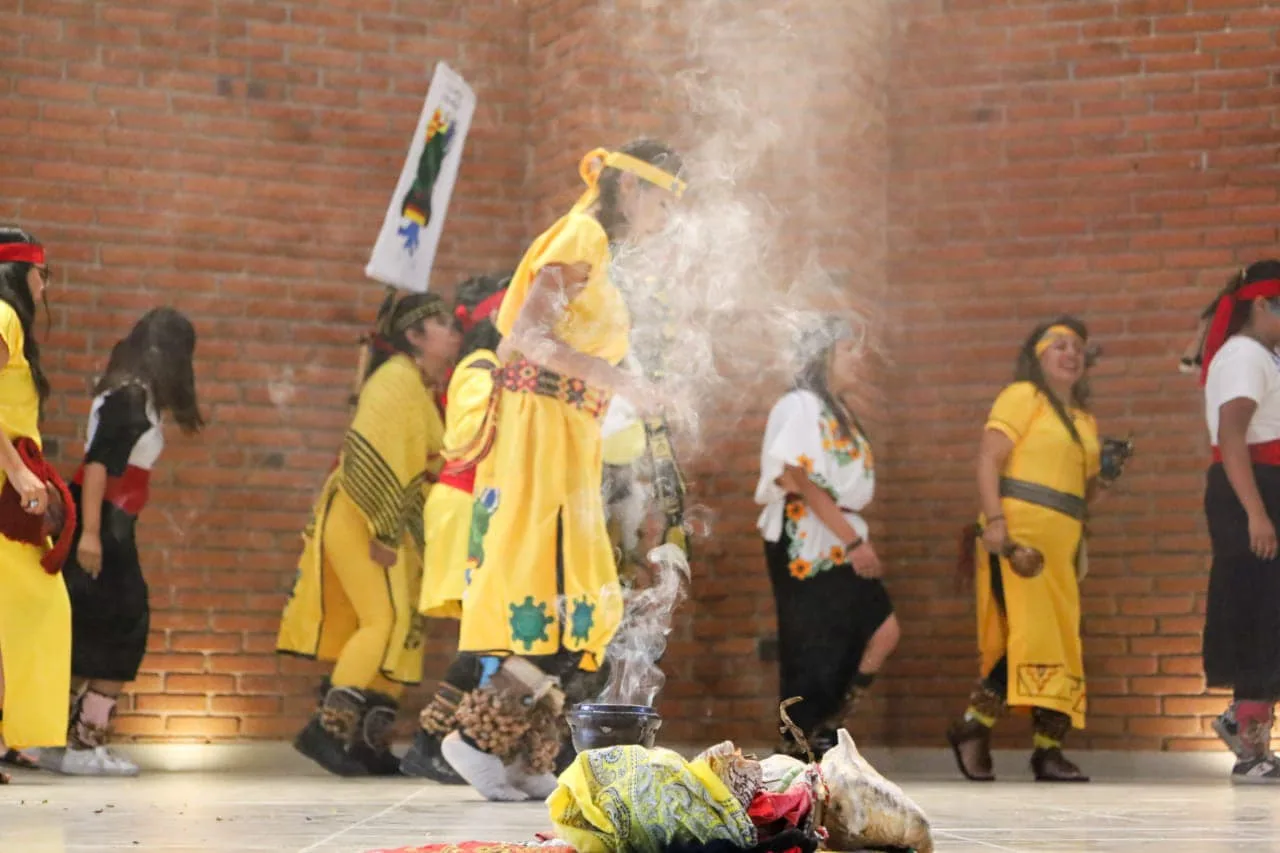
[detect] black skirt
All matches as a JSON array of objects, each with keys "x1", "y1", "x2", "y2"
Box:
[
  {"x1": 62, "y1": 485, "x2": 150, "y2": 682},
  {"x1": 765, "y1": 531, "x2": 895, "y2": 736},
  {"x1": 1203, "y1": 463, "x2": 1280, "y2": 699}
]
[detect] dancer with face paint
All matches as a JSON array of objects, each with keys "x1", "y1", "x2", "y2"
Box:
[
  {"x1": 439, "y1": 139, "x2": 685, "y2": 801},
  {"x1": 948, "y1": 317, "x2": 1126, "y2": 784},
  {"x1": 1198, "y1": 260, "x2": 1280, "y2": 784}
]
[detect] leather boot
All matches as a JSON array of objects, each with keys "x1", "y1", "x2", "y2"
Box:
[
  {"x1": 947, "y1": 683, "x2": 1004, "y2": 782},
  {"x1": 1031, "y1": 708, "x2": 1088, "y2": 783},
  {"x1": 401, "y1": 684, "x2": 467, "y2": 784},
  {"x1": 294, "y1": 687, "x2": 368, "y2": 777},
  {"x1": 947, "y1": 718, "x2": 995, "y2": 782},
  {"x1": 351, "y1": 691, "x2": 402, "y2": 776}
]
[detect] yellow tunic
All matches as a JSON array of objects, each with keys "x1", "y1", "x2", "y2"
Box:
[
  {"x1": 976, "y1": 381, "x2": 1100, "y2": 728},
  {"x1": 419, "y1": 348, "x2": 498, "y2": 620},
  {"x1": 0, "y1": 300, "x2": 70, "y2": 749},
  {"x1": 277, "y1": 354, "x2": 444, "y2": 685},
  {"x1": 458, "y1": 210, "x2": 628, "y2": 670}
]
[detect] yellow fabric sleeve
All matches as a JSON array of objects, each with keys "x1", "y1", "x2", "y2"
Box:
[
  {"x1": 534, "y1": 211, "x2": 609, "y2": 274},
  {"x1": 985, "y1": 381, "x2": 1042, "y2": 444},
  {"x1": 495, "y1": 211, "x2": 610, "y2": 338},
  {"x1": 0, "y1": 301, "x2": 25, "y2": 365},
  {"x1": 442, "y1": 349, "x2": 497, "y2": 454},
  {"x1": 343, "y1": 355, "x2": 430, "y2": 548}
]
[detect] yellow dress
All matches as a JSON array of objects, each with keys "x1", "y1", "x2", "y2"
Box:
[
  {"x1": 277, "y1": 354, "x2": 444, "y2": 686},
  {"x1": 975, "y1": 381, "x2": 1100, "y2": 729},
  {"x1": 0, "y1": 301, "x2": 70, "y2": 749},
  {"x1": 419, "y1": 348, "x2": 498, "y2": 620},
  {"x1": 457, "y1": 210, "x2": 627, "y2": 670}
]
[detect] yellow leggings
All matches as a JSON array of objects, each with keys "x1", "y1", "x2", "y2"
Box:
[{"x1": 324, "y1": 493, "x2": 403, "y2": 699}]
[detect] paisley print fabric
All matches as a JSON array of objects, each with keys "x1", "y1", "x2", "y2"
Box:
[{"x1": 549, "y1": 745, "x2": 757, "y2": 853}]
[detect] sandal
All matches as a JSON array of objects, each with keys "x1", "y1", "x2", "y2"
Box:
[{"x1": 1, "y1": 749, "x2": 39, "y2": 770}]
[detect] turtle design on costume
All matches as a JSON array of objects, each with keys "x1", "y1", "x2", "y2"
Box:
[
  {"x1": 509, "y1": 596, "x2": 554, "y2": 651},
  {"x1": 569, "y1": 597, "x2": 596, "y2": 644}
]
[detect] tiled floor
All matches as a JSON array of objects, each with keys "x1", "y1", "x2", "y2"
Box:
[{"x1": 2, "y1": 764, "x2": 1278, "y2": 852}]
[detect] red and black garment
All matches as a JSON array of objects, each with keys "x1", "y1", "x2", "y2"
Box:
[{"x1": 64, "y1": 383, "x2": 163, "y2": 683}]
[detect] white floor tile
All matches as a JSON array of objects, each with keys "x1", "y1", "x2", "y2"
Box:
[{"x1": 2, "y1": 767, "x2": 1276, "y2": 852}]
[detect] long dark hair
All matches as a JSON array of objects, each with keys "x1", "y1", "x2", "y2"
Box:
[
  {"x1": 792, "y1": 319, "x2": 868, "y2": 450},
  {"x1": 452, "y1": 273, "x2": 510, "y2": 360},
  {"x1": 97, "y1": 307, "x2": 204, "y2": 434},
  {"x1": 365, "y1": 291, "x2": 449, "y2": 381},
  {"x1": 594, "y1": 138, "x2": 684, "y2": 243},
  {"x1": 0, "y1": 226, "x2": 51, "y2": 406},
  {"x1": 1014, "y1": 315, "x2": 1090, "y2": 446}
]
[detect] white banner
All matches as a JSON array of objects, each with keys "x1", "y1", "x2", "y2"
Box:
[{"x1": 365, "y1": 61, "x2": 476, "y2": 293}]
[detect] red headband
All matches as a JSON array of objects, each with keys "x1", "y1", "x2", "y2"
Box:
[
  {"x1": 1200, "y1": 278, "x2": 1280, "y2": 385},
  {"x1": 454, "y1": 289, "x2": 506, "y2": 333},
  {"x1": 0, "y1": 243, "x2": 45, "y2": 266}
]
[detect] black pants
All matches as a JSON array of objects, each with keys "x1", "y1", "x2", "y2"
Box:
[
  {"x1": 765, "y1": 533, "x2": 894, "y2": 737},
  {"x1": 1204, "y1": 463, "x2": 1280, "y2": 700}
]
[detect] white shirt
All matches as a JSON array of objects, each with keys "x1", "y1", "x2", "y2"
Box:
[
  {"x1": 1204, "y1": 336, "x2": 1280, "y2": 445},
  {"x1": 755, "y1": 390, "x2": 875, "y2": 578}
]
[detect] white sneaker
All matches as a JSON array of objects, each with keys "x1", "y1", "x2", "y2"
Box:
[
  {"x1": 58, "y1": 746, "x2": 140, "y2": 777},
  {"x1": 1231, "y1": 755, "x2": 1280, "y2": 785}
]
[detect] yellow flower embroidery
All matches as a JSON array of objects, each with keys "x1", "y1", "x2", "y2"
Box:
[
  {"x1": 789, "y1": 558, "x2": 812, "y2": 579},
  {"x1": 785, "y1": 501, "x2": 808, "y2": 522},
  {"x1": 829, "y1": 546, "x2": 845, "y2": 562},
  {"x1": 796, "y1": 454, "x2": 815, "y2": 473}
]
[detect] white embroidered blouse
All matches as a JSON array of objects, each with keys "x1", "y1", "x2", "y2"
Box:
[{"x1": 755, "y1": 389, "x2": 876, "y2": 579}]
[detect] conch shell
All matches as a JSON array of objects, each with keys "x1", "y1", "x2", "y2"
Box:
[{"x1": 820, "y1": 729, "x2": 934, "y2": 853}]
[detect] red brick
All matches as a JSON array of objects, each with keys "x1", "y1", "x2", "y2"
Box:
[
  {"x1": 0, "y1": 0, "x2": 1270, "y2": 749},
  {"x1": 165, "y1": 716, "x2": 241, "y2": 737}
]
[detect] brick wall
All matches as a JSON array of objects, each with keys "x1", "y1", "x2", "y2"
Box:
[
  {"x1": 885, "y1": 0, "x2": 1280, "y2": 750},
  {"x1": 3, "y1": 0, "x2": 533, "y2": 741},
  {"x1": 1, "y1": 0, "x2": 1274, "y2": 749}
]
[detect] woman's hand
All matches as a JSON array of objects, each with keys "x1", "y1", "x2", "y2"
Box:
[
  {"x1": 849, "y1": 540, "x2": 882, "y2": 579},
  {"x1": 369, "y1": 540, "x2": 398, "y2": 568},
  {"x1": 1248, "y1": 510, "x2": 1278, "y2": 561},
  {"x1": 981, "y1": 518, "x2": 1008, "y2": 555},
  {"x1": 77, "y1": 531, "x2": 104, "y2": 579},
  {"x1": 775, "y1": 465, "x2": 809, "y2": 494},
  {"x1": 8, "y1": 464, "x2": 47, "y2": 516}
]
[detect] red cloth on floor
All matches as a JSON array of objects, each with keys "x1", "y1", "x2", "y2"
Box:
[{"x1": 748, "y1": 784, "x2": 813, "y2": 833}]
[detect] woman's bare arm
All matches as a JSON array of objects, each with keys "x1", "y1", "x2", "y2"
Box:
[
  {"x1": 783, "y1": 464, "x2": 859, "y2": 543},
  {"x1": 1219, "y1": 398, "x2": 1268, "y2": 519},
  {"x1": 977, "y1": 429, "x2": 1014, "y2": 521}
]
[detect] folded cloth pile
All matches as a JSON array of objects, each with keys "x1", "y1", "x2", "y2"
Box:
[{"x1": 369, "y1": 730, "x2": 931, "y2": 853}]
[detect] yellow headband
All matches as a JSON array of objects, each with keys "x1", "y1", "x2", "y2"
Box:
[
  {"x1": 573, "y1": 147, "x2": 686, "y2": 214},
  {"x1": 1035, "y1": 324, "x2": 1083, "y2": 357}
]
